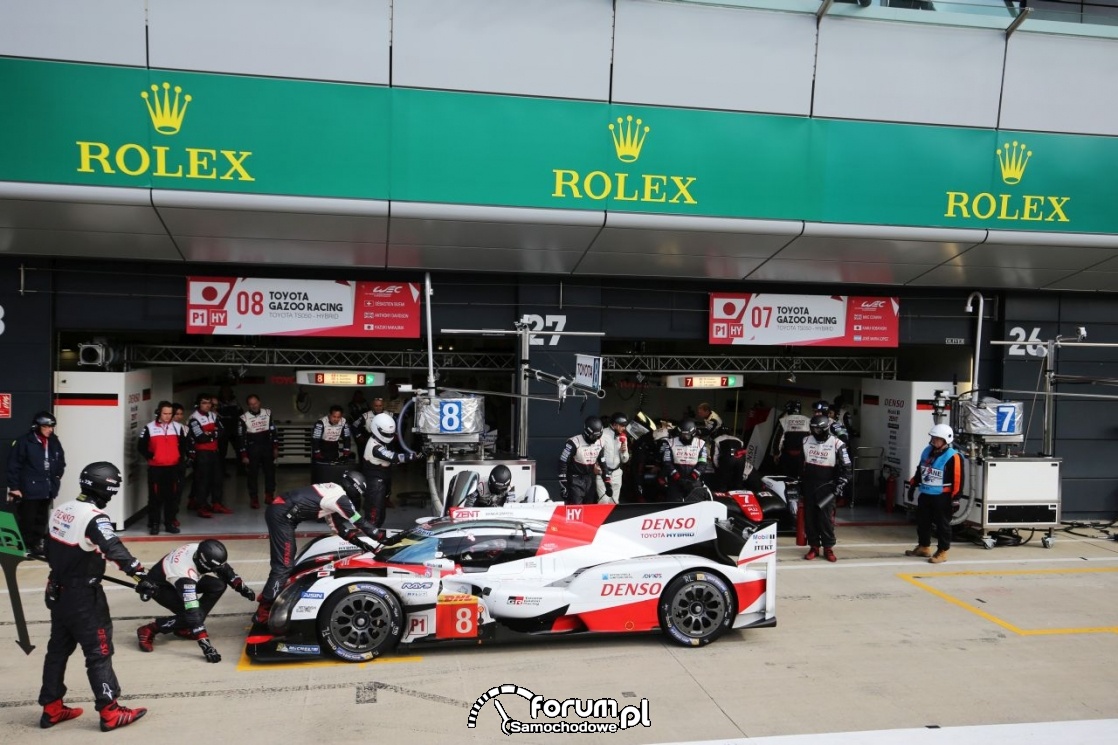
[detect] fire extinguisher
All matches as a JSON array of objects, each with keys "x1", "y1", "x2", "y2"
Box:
[{"x1": 884, "y1": 469, "x2": 898, "y2": 514}]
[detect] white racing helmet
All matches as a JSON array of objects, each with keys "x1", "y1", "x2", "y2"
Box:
[
  {"x1": 928, "y1": 423, "x2": 954, "y2": 445},
  {"x1": 372, "y1": 412, "x2": 396, "y2": 444},
  {"x1": 521, "y1": 484, "x2": 550, "y2": 503}
]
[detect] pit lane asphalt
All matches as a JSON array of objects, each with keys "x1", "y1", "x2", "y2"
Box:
[{"x1": 2, "y1": 523, "x2": 1117, "y2": 744}]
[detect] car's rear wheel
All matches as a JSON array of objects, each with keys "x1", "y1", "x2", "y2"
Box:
[
  {"x1": 318, "y1": 583, "x2": 403, "y2": 662},
  {"x1": 658, "y1": 572, "x2": 736, "y2": 647}
]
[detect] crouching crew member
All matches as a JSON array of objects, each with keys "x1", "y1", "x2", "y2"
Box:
[
  {"x1": 39, "y1": 461, "x2": 153, "y2": 732},
  {"x1": 660, "y1": 419, "x2": 708, "y2": 502},
  {"x1": 254, "y1": 471, "x2": 379, "y2": 624},
  {"x1": 135, "y1": 539, "x2": 256, "y2": 662},
  {"x1": 238, "y1": 395, "x2": 278, "y2": 509},
  {"x1": 801, "y1": 415, "x2": 852, "y2": 563},
  {"x1": 558, "y1": 416, "x2": 611, "y2": 505},
  {"x1": 465, "y1": 465, "x2": 515, "y2": 507}
]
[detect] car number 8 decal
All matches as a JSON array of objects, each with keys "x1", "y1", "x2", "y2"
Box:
[
  {"x1": 455, "y1": 607, "x2": 474, "y2": 634},
  {"x1": 440, "y1": 400, "x2": 463, "y2": 433}
]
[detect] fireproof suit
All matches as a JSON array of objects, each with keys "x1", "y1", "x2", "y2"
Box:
[
  {"x1": 188, "y1": 407, "x2": 224, "y2": 509},
  {"x1": 361, "y1": 438, "x2": 419, "y2": 528},
  {"x1": 661, "y1": 436, "x2": 709, "y2": 502},
  {"x1": 772, "y1": 412, "x2": 811, "y2": 479},
  {"x1": 260, "y1": 483, "x2": 381, "y2": 604},
  {"x1": 138, "y1": 419, "x2": 189, "y2": 531},
  {"x1": 145, "y1": 543, "x2": 246, "y2": 637},
  {"x1": 39, "y1": 497, "x2": 145, "y2": 712},
  {"x1": 800, "y1": 435, "x2": 852, "y2": 550},
  {"x1": 557, "y1": 434, "x2": 609, "y2": 506},
  {"x1": 237, "y1": 407, "x2": 278, "y2": 504}
]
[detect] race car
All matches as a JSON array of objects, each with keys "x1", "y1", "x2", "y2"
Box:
[{"x1": 246, "y1": 496, "x2": 777, "y2": 663}]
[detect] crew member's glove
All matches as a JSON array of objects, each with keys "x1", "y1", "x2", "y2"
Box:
[
  {"x1": 134, "y1": 572, "x2": 158, "y2": 602},
  {"x1": 656, "y1": 477, "x2": 667, "y2": 487},
  {"x1": 44, "y1": 579, "x2": 59, "y2": 607},
  {"x1": 343, "y1": 529, "x2": 370, "y2": 551},
  {"x1": 690, "y1": 471, "x2": 701, "y2": 481},
  {"x1": 198, "y1": 635, "x2": 222, "y2": 663},
  {"x1": 604, "y1": 482, "x2": 613, "y2": 499},
  {"x1": 906, "y1": 481, "x2": 917, "y2": 501},
  {"x1": 558, "y1": 484, "x2": 568, "y2": 502},
  {"x1": 240, "y1": 454, "x2": 250, "y2": 466},
  {"x1": 230, "y1": 577, "x2": 256, "y2": 602},
  {"x1": 671, "y1": 471, "x2": 682, "y2": 482}
]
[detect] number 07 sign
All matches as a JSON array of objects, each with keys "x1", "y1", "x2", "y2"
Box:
[
  {"x1": 186, "y1": 277, "x2": 420, "y2": 338},
  {"x1": 709, "y1": 293, "x2": 899, "y2": 347}
]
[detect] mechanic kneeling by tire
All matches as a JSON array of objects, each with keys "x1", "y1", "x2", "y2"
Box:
[{"x1": 254, "y1": 471, "x2": 382, "y2": 624}]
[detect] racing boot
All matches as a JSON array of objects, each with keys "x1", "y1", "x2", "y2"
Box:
[
  {"x1": 40, "y1": 699, "x2": 83, "y2": 728},
  {"x1": 99, "y1": 701, "x2": 147, "y2": 732},
  {"x1": 197, "y1": 506, "x2": 213, "y2": 518},
  {"x1": 824, "y1": 547, "x2": 837, "y2": 563},
  {"x1": 264, "y1": 492, "x2": 275, "y2": 505},
  {"x1": 250, "y1": 495, "x2": 259, "y2": 509},
  {"x1": 212, "y1": 503, "x2": 234, "y2": 515},
  {"x1": 803, "y1": 546, "x2": 819, "y2": 561},
  {"x1": 905, "y1": 545, "x2": 933, "y2": 558},
  {"x1": 929, "y1": 550, "x2": 949, "y2": 564},
  {"x1": 253, "y1": 600, "x2": 273, "y2": 625},
  {"x1": 136, "y1": 623, "x2": 156, "y2": 653}
]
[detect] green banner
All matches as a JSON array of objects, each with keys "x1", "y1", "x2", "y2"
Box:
[
  {"x1": 0, "y1": 58, "x2": 389, "y2": 199},
  {"x1": 3, "y1": 57, "x2": 1118, "y2": 233},
  {"x1": 0, "y1": 511, "x2": 27, "y2": 558}
]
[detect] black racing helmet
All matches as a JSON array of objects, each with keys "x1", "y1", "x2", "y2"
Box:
[
  {"x1": 487, "y1": 465, "x2": 512, "y2": 499},
  {"x1": 583, "y1": 416, "x2": 604, "y2": 443},
  {"x1": 678, "y1": 418, "x2": 698, "y2": 444},
  {"x1": 812, "y1": 400, "x2": 830, "y2": 414},
  {"x1": 784, "y1": 400, "x2": 802, "y2": 414},
  {"x1": 341, "y1": 470, "x2": 369, "y2": 502},
  {"x1": 33, "y1": 410, "x2": 57, "y2": 428},
  {"x1": 195, "y1": 539, "x2": 228, "y2": 574},
  {"x1": 79, "y1": 461, "x2": 122, "y2": 508},
  {"x1": 809, "y1": 414, "x2": 831, "y2": 442},
  {"x1": 610, "y1": 412, "x2": 629, "y2": 427}
]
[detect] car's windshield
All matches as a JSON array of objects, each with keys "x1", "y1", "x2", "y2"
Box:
[{"x1": 373, "y1": 519, "x2": 547, "y2": 568}]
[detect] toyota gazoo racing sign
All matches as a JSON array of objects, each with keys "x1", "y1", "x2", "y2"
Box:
[
  {"x1": 186, "y1": 277, "x2": 420, "y2": 338},
  {"x1": 709, "y1": 293, "x2": 899, "y2": 347}
]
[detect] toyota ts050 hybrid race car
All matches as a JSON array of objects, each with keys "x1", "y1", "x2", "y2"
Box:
[{"x1": 246, "y1": 496, "x2": 777, "y2": 663}]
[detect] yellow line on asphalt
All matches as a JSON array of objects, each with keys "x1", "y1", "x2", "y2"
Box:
[
  {"x1": 236, "y1": 646, "x2": 423, "y2": 671},
  {"x1": 899, "y1": 567, "x2": 1118, "y2": 637}
]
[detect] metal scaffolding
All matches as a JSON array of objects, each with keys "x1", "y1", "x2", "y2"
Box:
[{"x1": 124, "y1": 344, "x2": 896, "y2": 379}]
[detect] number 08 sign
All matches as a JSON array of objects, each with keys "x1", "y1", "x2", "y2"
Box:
[
  {"x1": 186, "y1": 276, "x2": 420, "y2": 338},
  {"x1": 709, "y1": 293, "x2": 899, "y2": 347}
]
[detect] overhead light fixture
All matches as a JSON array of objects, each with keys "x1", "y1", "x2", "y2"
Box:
[{"x1": 787, "y1": 372, "x2": 797, "y2": 384}]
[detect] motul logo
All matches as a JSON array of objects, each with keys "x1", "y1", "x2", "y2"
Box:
[
  {"x1": 601, "y1": 582, "x2": 662, "y2": 597},
  {"x1": 640, "y1": 517, "x2": 696, "y2": 531}
]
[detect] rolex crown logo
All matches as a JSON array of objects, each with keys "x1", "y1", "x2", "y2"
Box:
[
  {"x1": 141, "y1": 82, "x2": 192, "y2": 136},
  {"x1": 996, "y1": 141, "x2": 1031, "y2": 185},
  {"x1": 609, "y1": 115, "x2": 650, "y2": 163}
]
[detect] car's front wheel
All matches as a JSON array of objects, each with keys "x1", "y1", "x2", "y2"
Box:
[
  {"x1": 658, "y1": 572, "x2": 736, "y2": 647},
  {"x1": 318, "y1": 583, "x2": 403, "y2": 662}
]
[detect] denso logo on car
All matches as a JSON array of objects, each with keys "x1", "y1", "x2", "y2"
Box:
[
  {"x1": 601, "y1": 582, "x2": 662, "y2": 597},
  {"x1": 640, "y1": 517, "x2": 696, "y2": 531}
]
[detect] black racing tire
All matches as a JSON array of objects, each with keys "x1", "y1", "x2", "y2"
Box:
[
  {"x1": 657, "y1": 571, "x2": 736, "y2": 647},
  {"x1": 317, "y1": 583, "x2": 403, "y2": 662}
]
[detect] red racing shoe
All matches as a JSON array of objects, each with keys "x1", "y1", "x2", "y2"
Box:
[
  {"x1": 211, "y1": 503, "x2": 234, "y2": 515},
  {"x1": 99, "y1": 701, "x2": 147, "y2": 732},
  {"x1": 136, "y1": 623, "x2": 156, "y2": 652},
  {"x1": 40, "y1": 699, "x2": 83, "y2": 728}
]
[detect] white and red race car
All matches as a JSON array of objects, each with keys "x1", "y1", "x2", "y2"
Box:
[{"x1": 247, "y1": 497, "x2": 776, "y2": 662}]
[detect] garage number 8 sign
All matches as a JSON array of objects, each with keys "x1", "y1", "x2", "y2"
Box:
[{"x1": 440, "y1": 400, "x2": 464, "y2": 433}]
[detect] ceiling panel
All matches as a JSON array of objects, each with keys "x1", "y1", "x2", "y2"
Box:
[
  {"x1": 746, "y1": 259, "x2": 937, "y2": 285},
  {"x1": 948, "y1": 243, "x2": 1118, "y2": 270},
  {"x1": 0, "y1": 183, "x2": 165, "y2": 235},
  {"x1": 159, "y1": 207, "x2": 387, "y2": 243},
  {"x1": 174, "y1": 236, "x2": 386, "y2": 267},
  {"x1": 576, "y1": 252, "x2": 766, "y2": 279},
  {"x1": 386, "y1": 244, "x2": 583, "y2": 274},
  {"x1": 0, "y1": 228, "x2": 182, "y2": 262},
  {"x1": 1044, "y1": 271, "x2": 1118, "y2": 292},
  {"x1": 778, "y1": 236, "x2": 977, "y2": 264},
  {"x1": 909, "y1": 264, "x2": 1079, "y2": 289},
  {"x1": 390, "y1": 203, "x2": 602, "y2": 253}
]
